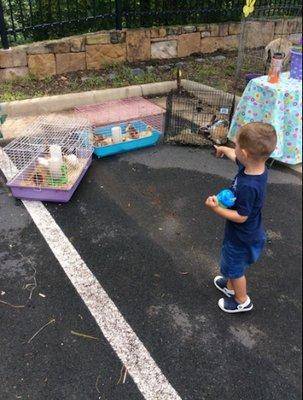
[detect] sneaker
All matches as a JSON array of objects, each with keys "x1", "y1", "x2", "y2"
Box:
[
  {"x1": 214, "y1": 276, "x2": 235, "y2": 298},
  {"x1": 218, "y1": 296, "x2": 254, "y2": 314}
]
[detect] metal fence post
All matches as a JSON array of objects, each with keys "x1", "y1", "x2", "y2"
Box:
[
  {"x1": 115, "y1": 0, "x2": 123, "y2": 30},
  {"x1": 0, "y1": 0, "x2": 9, "y2": 49}
]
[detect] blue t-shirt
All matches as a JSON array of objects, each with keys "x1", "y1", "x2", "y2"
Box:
[{"x1": 225, "y1": 160, "x2": 268, "y2": 245}]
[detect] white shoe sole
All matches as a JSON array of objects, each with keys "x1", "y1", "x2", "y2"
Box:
[
  {"x1": 218, "y1": 298, "x2": 254, "y2": 313},
  {"x1": 214, "y1": 276, "x2": 234, "y2": 298}
]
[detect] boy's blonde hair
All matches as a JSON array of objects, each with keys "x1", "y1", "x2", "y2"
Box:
[{"x1": 237, "y1": 122, "x2": 277, "y2": 160}]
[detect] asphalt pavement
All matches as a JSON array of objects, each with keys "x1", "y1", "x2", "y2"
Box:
[{"x1": 1, "y1": 144, "x2": 302, "y2": 400}]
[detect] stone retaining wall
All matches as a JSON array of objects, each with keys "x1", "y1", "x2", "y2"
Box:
[{"x1": 0, "y1": 18, "x2": 301, "y2": 82}]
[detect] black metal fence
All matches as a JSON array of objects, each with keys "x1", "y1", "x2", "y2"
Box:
[{"x1": 0, "y1": 0, "x2": 302, "y2": 49}]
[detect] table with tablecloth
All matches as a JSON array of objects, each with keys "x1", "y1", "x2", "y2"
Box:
[{"x1": 229, "y1": 73, "x2": 302, "y2": 164}]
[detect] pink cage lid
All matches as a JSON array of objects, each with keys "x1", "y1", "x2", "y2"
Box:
[{"x1": 75, "y1": 97, "x2": 165, "y2": 127}]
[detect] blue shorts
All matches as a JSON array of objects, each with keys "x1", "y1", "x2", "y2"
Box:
[{"x1": 220, "y1": 239, "x2": 266, "y2": 279}]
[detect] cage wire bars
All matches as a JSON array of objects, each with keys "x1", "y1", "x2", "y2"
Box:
[
  {"x1": 165, "y1": 83, "x2": 235, "y2": 147},
  {"x1": 2, "y1": 114, "x2": 94, "y2": 202},
  {"x1": 75, "y1": 97, "x2": 165, "y2": 134}
]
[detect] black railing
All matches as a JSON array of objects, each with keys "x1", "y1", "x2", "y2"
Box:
[{"x1": 0, "y1": 0, "x2": 302, "y2": 49}]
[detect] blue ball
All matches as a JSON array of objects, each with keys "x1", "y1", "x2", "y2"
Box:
[{"x1": 217, "y1": 189, "x2": 237, "y2": 208}]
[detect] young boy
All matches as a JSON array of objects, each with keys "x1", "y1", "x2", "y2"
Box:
[{"x1": 205, "y1": 122, "x2": 277, "y2": 313}]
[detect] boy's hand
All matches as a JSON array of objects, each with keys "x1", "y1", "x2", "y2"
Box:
[
  {"x1": 214, "y1": 145, "x2": 226, "y2": 158},
  {"x1": 214, "y1": 145, "x2": 237, "y2": 162},
  {"x1": 205, "y1": 195, "x2": 219, "y2": 209}
]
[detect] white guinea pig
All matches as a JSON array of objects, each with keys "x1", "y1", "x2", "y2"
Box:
[{"x1": 65, "y1": 154, "x2": 79, "y2": 168}]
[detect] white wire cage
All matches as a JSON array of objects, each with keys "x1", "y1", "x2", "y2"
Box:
[{"x1": 3, "y1": 114, "x2": 94, "y2": 201}]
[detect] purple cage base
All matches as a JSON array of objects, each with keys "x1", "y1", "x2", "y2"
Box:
[
  {"x1": 290, "y1": 49, "x2": 302, "y2": 80},
  {"x1": 7, "y1": 156, "x2": 92, "y2": 203}
]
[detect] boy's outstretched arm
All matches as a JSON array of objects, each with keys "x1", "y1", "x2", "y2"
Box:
[
  {"x1": 205, "y1": 196, "x2": 248, "y2": 224},
  {"x1": 214, "y1": 145, "x2": 236, "y2": 162}
]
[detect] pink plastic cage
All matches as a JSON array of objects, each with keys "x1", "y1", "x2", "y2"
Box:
[{"x1": 75, "y1": 97, "x2": 166, "y2": 133}]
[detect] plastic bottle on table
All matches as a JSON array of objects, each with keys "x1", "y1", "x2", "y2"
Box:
[{"x1": 268, "y1": 52, "x2": 284, "y2": 84}]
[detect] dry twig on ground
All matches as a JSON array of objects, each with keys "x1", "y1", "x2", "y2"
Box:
[
  {"x1": 70, "y1": 330, "x2": 99, "y2": 340},
  {"x1": 27, "y1": 318, "x2": 56, "y2": 344}
]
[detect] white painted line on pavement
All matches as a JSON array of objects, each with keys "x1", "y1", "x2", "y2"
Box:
[{"x1": 0, "y1": 152, "x2": 182, "y2": 400}]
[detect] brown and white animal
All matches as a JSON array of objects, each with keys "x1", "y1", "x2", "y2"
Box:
[
  {"x1": 264, "y1": 37, "x2": 293, "y2": 66},
  {"x1": 126, "y1": 124, "x2": 140, "y2": 139}
]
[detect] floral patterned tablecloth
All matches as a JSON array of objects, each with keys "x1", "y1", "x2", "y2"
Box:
[{"x1": 229, "y1": 72, "x2": 302, "y2": 164}]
